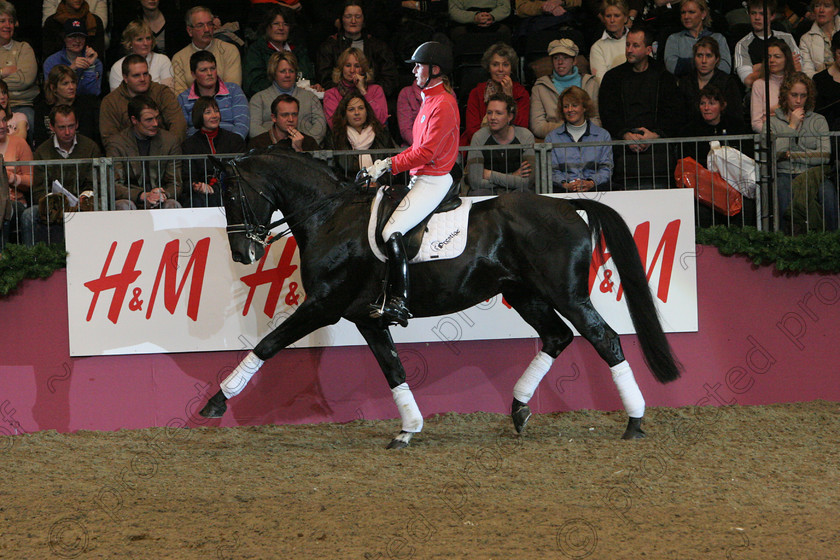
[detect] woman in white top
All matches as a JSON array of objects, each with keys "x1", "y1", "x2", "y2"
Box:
[
  {"x1": 799, "y1": 0, "x2": 840, "y2": 77},
  {"x1": 108, "y1": 19, "x2": 174, "y2": 92},
  {"x1": 589, "y1": 0, "x2": 630, "y2": 82}
]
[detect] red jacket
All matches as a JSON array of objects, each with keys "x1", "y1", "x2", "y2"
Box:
[
  {"x1": 461, "y1": 80, "x2": 530, "y2": 145},
  {"x1": 391, "y1": 82, "x2": 460, "y2": 177}
]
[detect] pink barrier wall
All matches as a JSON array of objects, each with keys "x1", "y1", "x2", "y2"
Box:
[{"x1": 1, "y1": 246, "x2": 839, "y2": 435}]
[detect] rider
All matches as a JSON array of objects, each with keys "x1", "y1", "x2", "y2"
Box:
[{"x1": 364, "y1": 41, "x2": 460, "y2": 327}]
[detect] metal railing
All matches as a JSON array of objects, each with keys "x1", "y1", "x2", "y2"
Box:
[{"x1": 3, "y1": 132, "x2": 839, "y2": 248}]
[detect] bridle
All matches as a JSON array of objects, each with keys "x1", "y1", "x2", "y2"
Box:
[{"x1": 223, "y1": 158, "x2": 367, "y2": 247}]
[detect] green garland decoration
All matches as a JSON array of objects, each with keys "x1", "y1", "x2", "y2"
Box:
[
  {"x1": 0, "y1": 228, "x2": 838, "y2": 297},
  {"x1": 0, "y1": 243, "x2": 68, "y2": 296},
  {"x1": 696, "y1": 226, "x2": 840, "y2": 273}
]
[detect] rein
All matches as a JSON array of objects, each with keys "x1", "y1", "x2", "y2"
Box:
[{"x1": 224, "y1": 159, "x2": 357, "y2": 247}]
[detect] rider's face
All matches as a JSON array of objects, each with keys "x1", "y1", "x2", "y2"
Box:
[{"x1": 413, "y1": 63, "x2": 430, "y2": 87}]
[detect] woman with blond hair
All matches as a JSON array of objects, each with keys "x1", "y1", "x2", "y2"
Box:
[
  {"x1": 767, "y1": 71, "x2": 838, "y2": 230},
  {"x1": 323, "y1": 47, "x2": 388, "y2": 129},
  {"x1": 589, "y1": 0, "x2": 631, "y2": 82},
  {"x1": 462, "y1": 41, "x2": 529, "y2": 145},
  {"x1": 544, "y1": 86, "x2": 612, "y2": 192},
  {"x1": 800, "y1": 0, "x2": 840, "y2": 77},
  {"x1": 663, "y1": 0, "x2": 731, "y2": 77},
  {"x1": 248, "y1": 50, "x2": 327, "y2": 143},
  {"x1": 108, "y1": 19, "x2": 174, "y2": 91}
]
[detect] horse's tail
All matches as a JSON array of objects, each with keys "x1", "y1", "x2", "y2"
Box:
[{"x1": 568, "y1": 198, "x2": 682, "y2": 383}]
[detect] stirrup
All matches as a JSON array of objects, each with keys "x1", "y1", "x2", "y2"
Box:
[{"x1": 370, "y1": 297, "x2": 411, "y2": 327}]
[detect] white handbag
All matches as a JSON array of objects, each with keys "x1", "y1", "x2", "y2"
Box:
[{"x1": 707, "y1": 140, "x2": 758, "y2": 199}]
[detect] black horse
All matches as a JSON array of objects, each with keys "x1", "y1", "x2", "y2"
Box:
[{"x1": 199, "y1": 149, "x2": 681, "y2": 448}]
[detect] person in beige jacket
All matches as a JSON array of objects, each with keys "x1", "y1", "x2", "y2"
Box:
[
  {"x1": 529, "y1": 38, "x2": 599, "y2": 140},
  {"x1": 100, "y1": 54, "x2": 187, "y2": 150},
  {"x1": 171, "y1": 6, "x2": 241, "y2": 94}
]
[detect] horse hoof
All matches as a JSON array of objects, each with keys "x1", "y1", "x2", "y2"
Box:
[
  {"x1": 199, "y1": 390, "x2": 228, "y2": 418},
  {"x1": 511, "y1": 399, "x2": 532, "y2": 434},
  {"x1": 386, "y1": 431, "x2": 413, "y2": 449},
  {"x1": 621, "y1": 417, "x2": 646, "y2": 440}
]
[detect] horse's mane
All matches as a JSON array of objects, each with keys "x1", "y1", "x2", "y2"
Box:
[{"x1": 232, "y1": 146, "x2": 373, "y2": 203}]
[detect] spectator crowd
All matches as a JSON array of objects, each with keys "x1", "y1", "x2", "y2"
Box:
[{"x1": 2, "y1": 0, "x2": 840, "y2": 247}]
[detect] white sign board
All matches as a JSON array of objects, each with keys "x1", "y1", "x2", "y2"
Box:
[{"x1": 65, "y1": 190, "x2": 697, "y2": 356}]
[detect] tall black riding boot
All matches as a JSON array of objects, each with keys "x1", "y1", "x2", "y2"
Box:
[{"x1": 373, "y1": 232, "x2": 411, "y2": 327}]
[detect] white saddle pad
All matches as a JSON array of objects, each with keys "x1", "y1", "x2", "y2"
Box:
[{"x1": 367, "y1": 186, "x2": 473, "y2": 263}]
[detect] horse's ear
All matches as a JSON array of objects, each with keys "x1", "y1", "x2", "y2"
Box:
[{"x1": 208, "y1": 155, "x2": 227, "y2": 175}]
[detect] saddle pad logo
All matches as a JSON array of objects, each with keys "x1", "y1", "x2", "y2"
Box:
[{"x1": 431, "y1": 229, "x2": 461, "y2": 252}]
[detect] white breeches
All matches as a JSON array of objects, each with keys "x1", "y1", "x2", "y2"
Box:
[{"x1": 382, "y1": 173, "x2": 453, "y2": 240}]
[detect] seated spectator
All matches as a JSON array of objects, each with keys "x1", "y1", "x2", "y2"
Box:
[
  {"x1": 316, "y1": 1, "x2": 398, "y2": 96},
  {"x1": 750, "y1": 38, "x2": 796, "y2": 132},
  {"x1": 100, "y1": 54, "x2": 187, "y2": 150},
  {"x1": 767, "y1": 72, "x2": 838, "y2": 230},
  {"x1": 180, "y1": 96, "x2": 246, "y2": 207},
  {"x1": 530, "y1": 38, "x2": 600, "y2": 140},
  {"x1": 679, "y1": 84, "x2": 755, "y2": 227},
  {"x1": 0, "y1": 106, "x2": 31, "y2": 247},
  {"x1": 172, "y1": 6, "x2": 242, "y2": 94},
  {"x1": 449, "y1": 0, "x2": 512, "y2": 42},
  {"x1": 663, "y1": 0, "x2": 731, "y2": 78},
  {"x1": 462, "y1": 42, "x2": 530, "y2": 145},
  {"x1": 680, "y1": 85, "x2": 751, "y2": 163},
  {"x1": 43, "y1": 18, "x2": 104, "y2": 97},
  {"x1": 800, "y1": 0, "x2": 840, "y2": 77},
  {"x1": 21, "y1": 105, "x2": 101, "y2": 246},
  {"x1": 0, "y1": 102, "x2": 32, "y2": 197},
  {"x1": 0, "y1": 79, "x2": 28, "y2": 142},
  {"x1": 42, "y1": 0, "x2": 106, "y2": 59},
  {"x1": 600, "y1": 26, "x2": 683, "y2": 189},
  {"x1": 43, "y1": 0, "x2": 107, "y2": 28},
  {"x1": 107, "y1": 95, "x2": 182, "y2": 210},
  {"x1": 249, "y1": 51, "x2": 327, "y2": 143},
  {"x1": 814, "y1": 31, "x2": 840, "y2": 128},
  {"x1": 248, "y1": 93, "x2": 319, "y2": 151},
  {"x1": 545, "y1": 86, "x2": 612, "y2": 192},
  {"x1": 323, "y1": 47, "x2": 388, "y2": 129},
  {"x1": 734, "y1": 0, "x2": 801, "y2": 89},
  {"x1": 178, "y1": 51, "x2": 249, "y2": 140},
  {"x1": 466, "y1": 93, "x2": 535, "y2": 195},
  {"x1": 678, "y1": 37, "x2": 744, "y2": 127},
  {"x1": 589, "y1": 0, "x2": 631, "y2": 83},
  {"x1": 243, "y1": 5, "x2": 319, "y2": 98},
  {"x1": 396, "y1": 80, "x2": 422, "y2": 146},
  {"x1": 33, "y1": 65, "x2": 100, "y2": 147},
  {"x1": 0, "y1": 2, "x2": 38, "y2": 133},
  {"x1": 109, "y1": 20, "x2": 174, "y2": 92},
  {"x1": 323, "y1": 90, "x2": 396, "y2": 181}
]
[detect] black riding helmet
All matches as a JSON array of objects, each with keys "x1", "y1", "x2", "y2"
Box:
[{"x1": 406, "y1": 41, "x2": 453, "y2": 79}]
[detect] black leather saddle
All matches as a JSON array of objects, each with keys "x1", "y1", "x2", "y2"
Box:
[{"x1": 374, "y1": 165, "x2": 463, "y2": 260}]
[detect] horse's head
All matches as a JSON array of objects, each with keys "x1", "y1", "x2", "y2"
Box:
[{"x1": 212, "y1": 155, "x2": 274, "y2": 265}]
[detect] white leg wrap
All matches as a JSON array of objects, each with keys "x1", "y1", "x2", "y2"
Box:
[
  {"x1": 512, "y1": 352, "x2": 555, "y2": 403},
  {"x1": 220, "y1": 352, "x2": 265, "y2": 399},
  {"x1": 610, "y1": 360, "x2": 645, "y2": 418},
  {"x1": 392, "y1": 383, "x2": 423, "y2": 433}
]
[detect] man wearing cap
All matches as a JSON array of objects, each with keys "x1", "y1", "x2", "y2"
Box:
[
  {"x1": 362, "y1": 41, "x2": 460, "y2": 328},
  {"x1": 42, "y1": 18, "x2": 103, "y2": 97},
  {"x1": 530, "y1": 37, "x2": 600, "y2": 139}
]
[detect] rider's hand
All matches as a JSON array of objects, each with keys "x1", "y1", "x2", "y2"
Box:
[{"x1": 367, "y1": 158, "x2": 392, "y2": 181}]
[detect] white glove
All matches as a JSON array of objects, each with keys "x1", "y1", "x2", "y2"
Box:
[{"x1": 367, "y1": 158, "x2": 392, "y2": 181}]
